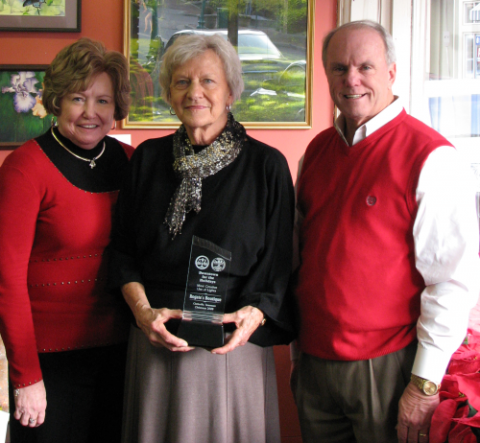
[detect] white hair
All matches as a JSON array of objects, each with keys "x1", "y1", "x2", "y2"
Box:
[{"x1": 159, "y1": 34, "x2": 244, "y2": 104}]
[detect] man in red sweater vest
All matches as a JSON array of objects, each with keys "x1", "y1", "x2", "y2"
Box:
[{"x1": 292, "y1": 20, "x2": 480, "y2": 443}]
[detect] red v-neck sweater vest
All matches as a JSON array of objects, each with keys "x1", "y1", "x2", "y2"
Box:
[{"x1": 295, "y1": 110, "x2": 452, "y2": 361}]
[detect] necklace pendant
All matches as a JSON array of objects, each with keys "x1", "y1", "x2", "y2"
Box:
[{"x1": 89, "y1": 160, "x2": 96, "y2": 169}]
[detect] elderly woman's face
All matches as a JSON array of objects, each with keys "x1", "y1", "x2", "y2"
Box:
[
  {"x1": 170, "y1": 49, "x2": 233, "y2": 144},
  {"x1": 56, "y1": 72, "x2": 115, "y2": 150}
]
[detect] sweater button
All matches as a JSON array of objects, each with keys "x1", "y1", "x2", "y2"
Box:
[{"x1": 366, "y1": 195, "x2": 377, "y2": 206}]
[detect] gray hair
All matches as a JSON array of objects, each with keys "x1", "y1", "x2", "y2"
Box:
[
  {"x1": 159, "y1": 34, "x2": 244, "y2": 104},
  {"x1": 322, "y1": 20, "x2": 396, "y2": 68}
]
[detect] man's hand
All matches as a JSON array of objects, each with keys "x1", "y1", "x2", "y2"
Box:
[{"x1": 397, "y1": 381, "x2": 440, "y2": 443}]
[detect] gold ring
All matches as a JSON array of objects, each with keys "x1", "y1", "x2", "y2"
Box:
[{"x1": 419, "y1": 433, "x2": 427, "y2": 437}]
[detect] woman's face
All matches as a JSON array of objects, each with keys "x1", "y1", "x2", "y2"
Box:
[
  {"x1": 56, "y1": 72, "x2": 115, "y2": 150},
  {"x1": 169, "y1": 50, "x2": 233, "y2": 145}
]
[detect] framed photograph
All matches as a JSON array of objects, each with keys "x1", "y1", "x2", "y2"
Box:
[
  {"x1": 0, "y1": 65, "x2": 54, "y2": 150},
  {"x1": 123, "y1": 0, "x2": 314, "y2": 129},
  {"x1": 0, "y1": 0, "x2": 81, "y2": 32}
]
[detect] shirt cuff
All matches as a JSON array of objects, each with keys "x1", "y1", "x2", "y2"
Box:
[
  {"x1": 411, "y1": 343, "x2": 455, "y2": 384},
  {"x1": 290, "y1": 340, "x2": 301, "y2": 361}
]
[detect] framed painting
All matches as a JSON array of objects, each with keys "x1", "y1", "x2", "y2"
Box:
[
  {"x1": 0, "y1": 0, "x2": 81, "y2": 32},
  {"x1": 123, "y1": 0, "x2": 314, "y2": 129},
  {"x1": 0, "y1": 65, "x2": 54, "y2": 150}
]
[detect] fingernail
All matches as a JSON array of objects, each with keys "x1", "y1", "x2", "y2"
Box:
[{"x1": 211, "y1": 351, "x2": 216, "y2": 354}]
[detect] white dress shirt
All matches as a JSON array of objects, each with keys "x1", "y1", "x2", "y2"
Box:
[{"x1": 294, "y1": 97, "x2": 480, "y2": 384}]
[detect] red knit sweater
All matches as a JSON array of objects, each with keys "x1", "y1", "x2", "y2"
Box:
[
  {"x1": 295, "y1": 110, "x2": 452, "y2": 361},
  {"x1": 0, "y1": 139, "x2": 134, "y2": 387}
]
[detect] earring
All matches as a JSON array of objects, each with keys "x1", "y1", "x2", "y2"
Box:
[
  {"x1": 111, "y1": 120, "x2": 117, "y2": 130},
  {"x1": 169, "y1": 107, "x2": 176, "y2": 115},
  {"x1": 51, "y1": 117, "x2": 57, "y2": 128},
  {"x1": 226, "y1": 104, "x2": 232, "y2": 112}
]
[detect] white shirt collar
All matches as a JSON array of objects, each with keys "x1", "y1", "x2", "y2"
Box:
[{"x1": 334, "y1": 96, "x2": 403, "y2": 146}]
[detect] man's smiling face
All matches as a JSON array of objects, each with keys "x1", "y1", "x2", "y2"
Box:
[{"x1": 325, "y1": 26, "x2": 396, "y2": 131}]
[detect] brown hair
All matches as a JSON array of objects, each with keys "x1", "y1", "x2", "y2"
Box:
[{"x1": 43, "y1": 38, "x2": 131, "y2": 120}]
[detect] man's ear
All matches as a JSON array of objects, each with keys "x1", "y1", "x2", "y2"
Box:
[{"x1": 388, "y1": 63, "x2": 397, "y2": 89}]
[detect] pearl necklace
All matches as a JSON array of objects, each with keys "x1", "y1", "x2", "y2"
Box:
[{"x1": 51, "y1": 128, "x2": 106, "y2": 169}]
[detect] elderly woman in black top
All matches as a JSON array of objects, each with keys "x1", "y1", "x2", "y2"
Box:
[{"x1": 109, "y1": 34, "x2": 294, "y2": 443}]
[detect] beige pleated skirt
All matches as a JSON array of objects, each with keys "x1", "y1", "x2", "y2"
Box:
[{"x1": 122, "y1": 325, "x2": 281, "y2": 443}]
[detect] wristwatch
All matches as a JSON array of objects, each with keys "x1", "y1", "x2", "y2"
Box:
[{"x1": 410, "y1": 374, "x2": 440, "y2": 396}]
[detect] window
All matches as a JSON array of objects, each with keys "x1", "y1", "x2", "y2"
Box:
[{"x1": 408, "y1": 0, "x2": 480, "y2": 168}]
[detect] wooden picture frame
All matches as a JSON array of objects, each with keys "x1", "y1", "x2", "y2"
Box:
[
  {"x1": 0, "y1": 0, "x2": 81, "y2": 32},
  {"x1": 123, "y1": 0, "x2": 314, "y2": 129},
  {"x1": 0, "y1": 65, "x2": 54, "y2": 150}
]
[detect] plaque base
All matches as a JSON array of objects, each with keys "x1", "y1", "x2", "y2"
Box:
[{"x1": 176, "y1": 320, "x2": 224, "y2": 349}]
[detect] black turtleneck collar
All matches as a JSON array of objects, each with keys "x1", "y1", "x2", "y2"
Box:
[
  {"x1": 35, "y1": 128, "x2": 130, "y2": 193},
  {"x1": 53, "y1": 127, "x2": 105, "y2": 160}
]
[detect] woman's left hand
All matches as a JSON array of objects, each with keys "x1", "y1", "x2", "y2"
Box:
[
  {"x1": 13, "y1": 380, "x2": 47, "y2": 427},
  {"x1": 211, "y1": 306, "x2": 264, "y2": 354}
]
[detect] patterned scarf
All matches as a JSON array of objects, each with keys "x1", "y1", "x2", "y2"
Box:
[{"x1": 165, "y1": 112, "x2": 246, "y2": 238}]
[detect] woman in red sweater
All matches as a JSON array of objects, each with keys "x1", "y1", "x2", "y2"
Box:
[{"x1": 0, "y1": 38, "x2": 134, "y2": 443}]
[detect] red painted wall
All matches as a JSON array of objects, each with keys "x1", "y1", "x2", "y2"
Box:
[{"x1": 0, "y1": 1, "x2": 336, "y2": 441}]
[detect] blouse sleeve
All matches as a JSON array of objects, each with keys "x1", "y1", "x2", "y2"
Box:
[
  {"x1": 0, "y1": 149, "x2": 43, "y2": 387},
  {"x1": 108, "y1": 147, "x2": 145, "y2": 290},
  {"x1": 236, "y1": 147, "x2": 296, "y2": 346}
]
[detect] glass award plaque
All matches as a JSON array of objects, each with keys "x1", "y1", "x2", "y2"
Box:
[{"x1": 176, "y1": 236, "x2": 232, "y2": 349}]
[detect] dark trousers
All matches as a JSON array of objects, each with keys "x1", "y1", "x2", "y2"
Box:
[
  {"x1": 9, "y1": 344, "x2": 127, "y2": 443},
  {"x1": 293, "y1": 341, "x2": 417, "y2": 443}
]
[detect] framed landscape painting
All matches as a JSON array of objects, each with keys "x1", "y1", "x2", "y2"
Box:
[
  {"x1": 0, "y1": 0, "x2": 81, "y2": 32},
  {"x1": 0, "y1": 65, "x2": 54, "y2": 150},
  {"x1": 123, "y1": 0, "x2": 314, "y2": 129}
]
